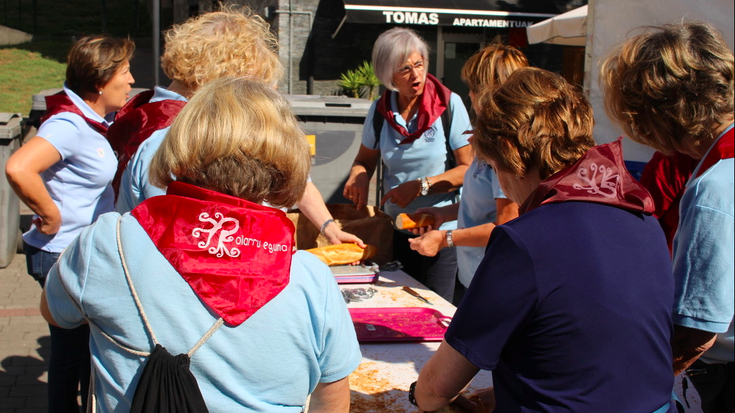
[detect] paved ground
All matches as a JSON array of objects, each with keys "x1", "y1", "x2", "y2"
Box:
[{"x1": 0, "y1": 213, "x2": 50, "y2": 413}]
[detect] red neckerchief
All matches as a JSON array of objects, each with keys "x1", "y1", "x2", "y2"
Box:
[
  {"x1": 107, "y1": 91, "x2": 187, "y2": 198},
  {"x1": 130, "y1": 181, "x2": 294, "y2": 326},
  {"x1": 639, "y1": 150, "x2": 699, "y2": 254},
  {"x1": 376, "y1": 73, "x2": 452, "y2": 145},
  {"x1": 106, "y1": 89, "x2": 155, "y2": 155},
  {"x1": 694, "y1": 126, "x2": 734, "y2": 179},
  {"x1": 41, "y1": 92, "x2": 108, "y2": 136},
  {"x1": 520, "y1": 138, "x2": 655, "y2": 215}
]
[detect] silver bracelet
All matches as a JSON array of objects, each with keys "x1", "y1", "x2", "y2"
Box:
[
  {"x1": 446, "y1": 229, "x2": 455, "y2": 249},
  {"x1": 320, "y1": 218, "x2": 335, "y2": 236}
]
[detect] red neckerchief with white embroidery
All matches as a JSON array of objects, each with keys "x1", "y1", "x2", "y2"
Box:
[
  {"x1": 107, "y1": 90, "x2": 188, "y2": 198},
  {"x1": 520, "y1": 138, "x2": 655, "y2": 215},
  {"x1": 41, "y1": 91, "x2": 109, "y2": 136},
  {"x1": 376, "y1": 73, "x2": 452, "y2": 145},
  {"x1": 692, "y1": 126, "x2": 734, "y2": 179},
  {"x1": 130, "y1": 181, "x2": 294, "y2": 326}
]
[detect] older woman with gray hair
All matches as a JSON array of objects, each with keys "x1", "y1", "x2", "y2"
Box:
[
  {"x1": 343, "y1": 27, "x2": 472, "y2": 301},
  {"x1": 41, "y1": 77, "x2": 361, "y2": 412}
]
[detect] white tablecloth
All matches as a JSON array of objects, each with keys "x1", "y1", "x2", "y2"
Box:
[{"x1": 344, "y1": 270, "x2": 493, "y2": 412}]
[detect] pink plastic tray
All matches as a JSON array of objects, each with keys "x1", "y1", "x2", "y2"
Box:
[
  {"x1": 348, "y1": 307, "x2": 451, "y2": 342},
  {"x1": 335, "y1": 274, "x2": 379, "y2": 284}
]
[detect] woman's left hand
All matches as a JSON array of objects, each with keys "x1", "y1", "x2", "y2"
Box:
[{"x1": 381, "y1": 179, "x2": 422, "y2": 208}]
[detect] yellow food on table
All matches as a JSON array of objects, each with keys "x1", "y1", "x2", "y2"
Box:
[{"x1": 306, "y1": 243, "x2": 377, "y2": 266}]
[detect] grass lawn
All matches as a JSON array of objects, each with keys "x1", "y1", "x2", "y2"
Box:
[
  {"x1": 1, "y1": 0, "x2": 151, "y2": 114},
  {"x1": 0, "y1": 42, "x2": 68, "y2": 114}
]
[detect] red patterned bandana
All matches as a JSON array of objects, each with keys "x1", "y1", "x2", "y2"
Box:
[
  {"x1": 131, "y1": 181, "x2": 294, "y2": 326},
  {"x1": 42, "y1": 92, "x2": 108, "y2": 136},
  {"x1": 521, "y1": 138, "x2": 655, "y2": 215},
  {"x1": 106, "y1": 91, "x2": 187, "y2": 197},
  {"x1": 376, "y1": 73, "x2": 452, "y2": 145}
]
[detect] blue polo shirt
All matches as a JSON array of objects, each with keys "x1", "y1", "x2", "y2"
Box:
[
  {"x1": 23, "y1": 84, "x2": 116, "y2": 253},
  {"x1": 447, "y1": 201, "x2": 676, "y2": 412},
  {"x1": 362, "y1": 92, "x2": 471, "y2": 230},
  {"x1": 456, "y1": 157, "x2": 507, "y2": 287},
  {"x1": 672, "y1": 124, "x2": 734, "y2": 364}
]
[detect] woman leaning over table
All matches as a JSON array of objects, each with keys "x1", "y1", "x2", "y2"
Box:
[
  {"x1": 408, "y1": 41, "x2": 523, "y2": 304},
  {"x1": 343, "y1": 27, "x2": 472, "y2": 302},
  {"x1": 412, "y1": 68, "x2": 677, "y2": 413},
  {"x1": 40, "y1": 77, "x2": 361, "y2": 412},
  {"x1": 5, "y1": 35, "x2": 135, "y2": 412}
]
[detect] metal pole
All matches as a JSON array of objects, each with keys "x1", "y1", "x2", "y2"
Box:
[
  {"x1": 153, "y1": 0, "x2": 160, "y2": 86},
  {"x1": 288, "y1": 0, "x2": 293, "y2": 94}
]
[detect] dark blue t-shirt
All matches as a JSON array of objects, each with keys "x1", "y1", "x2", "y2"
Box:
[{"x1": 446, "y1": 201, "x2": 675, "y2": 412}]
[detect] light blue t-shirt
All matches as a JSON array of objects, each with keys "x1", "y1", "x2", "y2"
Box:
[
  {"x1": 45, "y1": 212, "x2": 362, "y2": 412},
  {"x1": 23, "y1": 85, "x2": 116, "y2": 253},
  {"x1": 115, "y1": 86, "x2": 187, "y2": 214},
  {"x1": 456, "y1": 157, "x2": 507, "y2": 288},
  {"x1": 672, "y1": 124, "x2": 734, "y2": 364},
  {"x1": 116, "y1": 128, "x2": 169, "y2": 213},
  {"x1": 362, "y1": 92, "x2": 471, "y2": 231}
]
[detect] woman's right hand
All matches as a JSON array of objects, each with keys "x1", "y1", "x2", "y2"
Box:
[
  {"x1": 4, "y1": 136, "x2": 63, "y2": 236},
  {"x1": 343, "y1": 169, "x2": 370, "y2": 210},
  {"x1": 343, "y1": 145, "x2": 380, "y2": 210},
  {"x1": 32, "y1": 212, "x2": 62, "y2": 235}
]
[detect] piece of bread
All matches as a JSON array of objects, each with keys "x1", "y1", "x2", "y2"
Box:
[
  {"x1": 395, "y1": 213, "x2": 435, "y2": 230},
  {"x1": 306, "y1": 243, "x2": 377, "y2": 266}
]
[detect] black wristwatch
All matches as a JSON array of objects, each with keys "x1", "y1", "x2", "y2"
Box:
[{"x1": 408, "y1": 381, "x2": 418, "y2": 406}]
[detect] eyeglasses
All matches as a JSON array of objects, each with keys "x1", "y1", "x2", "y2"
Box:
[{"x1": 396, "y1": 60, "x2": 425, "y2": 76}]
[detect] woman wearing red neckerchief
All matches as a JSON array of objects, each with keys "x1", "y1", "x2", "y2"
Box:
[
  {"x1": 412, "y1": 68, "x2": 676, "y2": 412},
  {"x1": 601, "y1": 20, "x2": 734, "y2": 413},
  {"x1": 343, "y1": 27, "x2": 473, "y2": 302},
  {"x1": 39, "y1": 78, "x2": 361, "y2": 412},
  {"x1": 5, "y1": 35, "x2": 135, "y2": 413}
]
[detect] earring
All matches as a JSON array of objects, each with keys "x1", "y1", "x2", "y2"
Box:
[{"x1": 98, "y1": 90, "x2": 102, "y2": 95}]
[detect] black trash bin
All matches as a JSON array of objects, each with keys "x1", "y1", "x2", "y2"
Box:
[{"x1": 285, "y1": 95, "x2": 374, "y2": 205}]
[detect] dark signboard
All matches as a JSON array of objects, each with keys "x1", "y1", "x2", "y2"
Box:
[{"x1": 343, "y1": 0, "x2": 586, "y2": 27}]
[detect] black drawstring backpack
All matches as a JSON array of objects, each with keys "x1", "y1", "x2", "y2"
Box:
[{"x1": 88, "y1": 217, "x2": 224, "y2": 412}]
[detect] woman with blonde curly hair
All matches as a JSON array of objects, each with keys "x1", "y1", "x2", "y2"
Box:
[
  {"x1": 111, "y1": 6, "x2": 281, "y2": 211},
  {"x1": 41, "y1": 77, "x2": 361, "y2": 412},
  {"x1": 412, "y1": 68, "x2": 676, "y2": 412},
  {"x1": 601, "y1": 21, "x2": 734, "y2": 412},
  {"x1": 112, "y1": 6, "x2": 364, "y2": 247}
]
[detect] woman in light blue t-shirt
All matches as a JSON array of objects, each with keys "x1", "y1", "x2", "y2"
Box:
[
  {"x1": 6, "y1": 35, "x2": 135, "y2": 413},
  {"x1": 343, "y1": 27, "x2": 473, "y2": 302}
]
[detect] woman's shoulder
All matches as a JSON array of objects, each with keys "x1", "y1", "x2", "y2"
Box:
[{"x1": 290, "y1": 250, "x2": 334, "y2": 285}]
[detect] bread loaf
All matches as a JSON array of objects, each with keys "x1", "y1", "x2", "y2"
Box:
[
  {"x1": 306, "y1": 243, "x2": 377, "y2": 266},
  {"x1": 395, "y1": 213, "x2": 435, "y2": 230}
]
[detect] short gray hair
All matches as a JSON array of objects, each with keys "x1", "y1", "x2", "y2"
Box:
[{"x1": 372, "y1": 27, "x2": 429, "y2": 91}]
